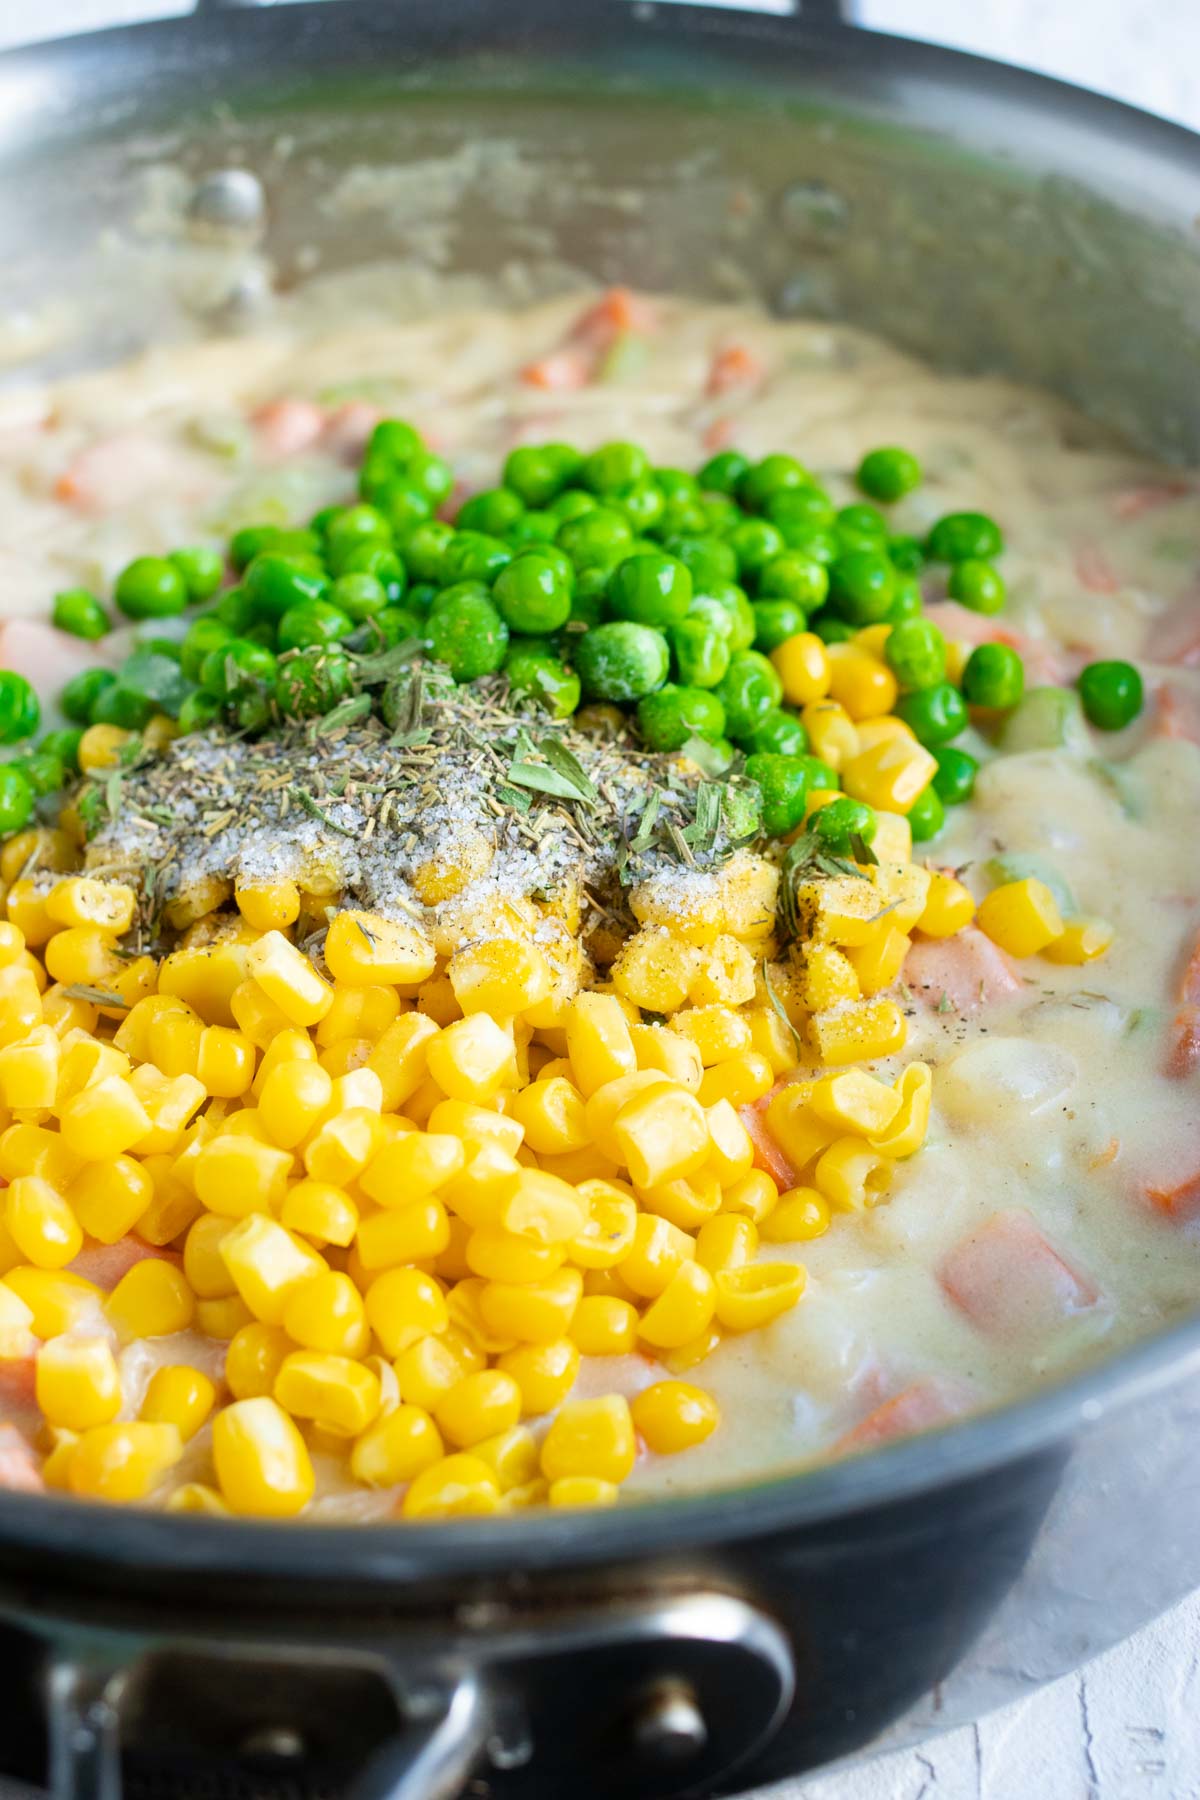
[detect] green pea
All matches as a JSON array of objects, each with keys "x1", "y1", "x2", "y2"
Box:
[
  {"x1": 325, "y1": 505, "x2": 392, "y2": 570},
  {"x1": 52, "y1": 588, "x2": 111, "y2": 640},
  {"x1": 742, "y1": 752, "x2": 809, "y2": 838},
  {"x1": 404, "y1": 450, "x2": 454, "y2": 509},
  {"x1": 90, "y1": 683, "x2": 155, "y2": 731},
  {"x1": 426, "y1": 591, "x2": 509, "y2": 681},
  {"x1": 504, "y1": 444, "x2": 583, "y2": 508},
  {"x1": 114, "y1": 555, "x2": 188, "y2": 620},
  {"x1": 809, "y1": 611, "x2": 857, "y2": 645},
  {"x1": 637, "y1": 684, "x2": 727, "y2": 751},
  {"x1": 776, "y1": 523, "x2": 840, "y2": 565},
  {"x1": 503, "y1": 646, "x2": 581, "y2": 719},
  {"x1": 276, "y1": 603, "x2": 354, "y2": 655},
  {"x1": 927, "y1": 511, "x2": 1004, "y2": 562},
  {"x1": 0, "y1": 672, "x2": 39, "y2": 746},
  {"x1": 230, "y1": 524, "x2": 284, "y2": 571},
  {"x1": 372, "y1": 479, "x2": 433, "y2": 538},
  {"x1": 566, "y1": 574, "x2": 607, "y2": 633},
  {"x1": 180, "y1": 618, "x2": 233, "y2": 683},
  {"x1": 907, "y1": 784, "x2": 945, "y2": 842},
  {"x1": 744, "y1": 710, "x2": 808, "y2": 757},
  {"x1": 698, "y1": 449, "x2": 750, "y2": 494},
  {"x1": 617, "y1": 480, "x2": 665, "y2": 534},
  {"x1": 812, "y1": 796, "x2": 878, "y2": 855},
  {"x1": 367, "y1": 419, "x2": 423, "y2": 466},
  {"x1": 766, "y1": 488, "x2": 836, "y2": 538},
  {"x1": 0, "y1": 766, "x2": 34, "y2": 836},
  {"x1": 669, "y1": 619, "x2": 730, "y2": 690},
  {"x1": 690, "y1": 584, "x2": 756, "y2": 652},
  {"x1": 493, "y1": 554, "x2": 573, "y2": 635},
  {"x1": 607, "y1": 553, "x2": 693, "y2": 629},
  {"x1": 1077, "y1": 659, "x2": 1144, "y2": 730},
  {"x1": 932, "y1": 745, "x2": 979, "y2": 806},
  {"x1": 949, "y1": 559, "x2": 1006, "y2": 615},
  {"x1": 583, "y1": 441, "x2": 649, "y2": 496},
  {"x1": 887, "y1": 578, "x2": 924, "y2": 622},
  {"x1": 39, "y1": 729, "x2": 84, "y2": 774},
  {"x1": 829, "y1": 549, "x2": 895, "y2": 624},
  {"x1": 752, "y1": 601, "x2": 808, "y2": 654},
  {"x1": 244, "y1": 554, "x2": 330, "y2": 622},
  {"x1": 309, "y1": 507, "x2": 340, "y2": 538},
  {"x1": 340, "y1": 543, "x2": 407, "y2": 603},
  {"x1": 390, "y1": 524, "x2": 444, "y2": 586},
  {"x1": 439, "y1": 531, "x2": 512, "y2": 587},
  {"x1": 758, "y1": 554, "x2": 830, "y2": 611},
  {"x1": 406, "y1": 583, "x2": 438, "y2": 615},
  {"x1": 506, "y1": 510, "x2": 560, "y2": 549},
  {"x1": 177, "y1": 690, "x2": 222, "y2": 734},
  {"x1": 169, "y1": 546, "x2": 225, "y2": 602},
  {"x1": 715, "y1": 650, "x2": 783, "y2": 742},
  {"x1": 201, "y1": 638, "x2": 279, "y2": 696},
  {"x1": 895, "y1": 681, "x2": 968, "y2": 746},
  {"x1": 547, "y1": 489, "x2": 598, "y2": 524},
  {"x1": 887, "y1": 534, "x2": 926, "y2": 575},
  {"x1": 698, "y1": 495, "x2": 741, "y2": 535},
  {"x1": 13, "y1": 749, "x2": 64, "y2": 799},
  {"x1": 61, "y1": 667, "x2": 115, "y2": 726},
  {"x1": 653, "y1": 468, "x2": 699, "y2": 508},
  {"x1": 557, "y1": 507, "x2": 634, "y2": 573},
  {"x1": 242, "y1": 622, "x2": 278, "y2": 652},
  {"x1": 574, "y1": 622, "x2": 670, "y2": 702},
  {"x1": 857, "y1": 447, "x2": 922, "y2": 504},
  {"x1": 885, "y1": 618, "x2": 947, "y2": 691},
  {"x1": 274, "y1": 648, "x2": 353, "y2": 719},
  {"x1": 836, "y1": 503, "x2": 888, "y2": 544},
  {"x1": 796, "y1": 755, "x2": 839, "y2": 793},
  {"x1": 330, "y1": 573, "x2": 388, "y2": 623},
  {"x1": 213, "y1": 586, "x2": 255, "y2": 633},
  {"x1": 661, "y1": 535, "x2": 738, "y2": 591},
  {"x1": 727, "y1": 518, "x2": 786, "y2": 585},
  {"x1": 737, "y1": 453, "x2": 811, "y2": 513},
  {"x1": 963, "y1": 642, "x2": 1024, "y2": 710},
  {"x1": 456, "y1": 487, "x2": 525, "y2": 537},
  {"x1": 229, "y1": 689, "x2": 272, "y2": 734}
]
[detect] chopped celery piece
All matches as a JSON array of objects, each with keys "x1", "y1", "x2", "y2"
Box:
[{"x1": 999, "y1": 685, "x2": 1089, "y2": 754}]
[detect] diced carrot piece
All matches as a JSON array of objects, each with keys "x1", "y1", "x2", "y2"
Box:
[
  {"x1": 1074, "y1": 544, "x2": 1120, "y2": 594},
  {"x1": 0, "y1": 1358, "x2": 37, "y2": 1414},
  {"x1": 1163, "y1": 925, "x2": 1200, "y2": 1078},
  {"x1": 0, "y1": 1423, "x2": 42, "y2": 1493},
  {"x1": 69, "y1": 1237, "x2": 182, "y2": 1291},
  {"x1": 738, "y1": 1096, "x2": 799, "y2": 1190},
  {"x1": 322, "y1": 400, "x2": 382, "y2": 462},
  {"x1": 903, "y1": 927, "x2": 1023, "y2": 1015},
  {"x1": 571, "y1": 287, "x2": 656, "y2": 346},
  {"x1": 1142, "y1": 594, "x2": 1200, "y2": 668},
  {"x1": 833, "y1": 1376, "x2": 975, "y2": 1455},
  {"x1": 1110, "y1": 481, "x2": 1192, "y2": 519},
  {"x1": 702, "y1": 416, "x2": 737, "y2": 453},
  {"x1": 54, "y1": 432, "x2": 185, "y2": 512},
  {"x1": 1155, "y1": 681, "x2": 1200, "y2": 745},
  {"x1": 520, "y1": 349, "x2": 594, "y2": 391},
  {"x1": 939, "y1": 1209, "x2": 1098, "y2": 1340},
  {"x1": 1145, "y1": 1166, "x2": 1200, "y2": 1219},
  {"x1": 707, "y1": 344, "x2": 763, "y2": 397},
  {"x1": 252, "y1": 399, "x2": 327, "y2": 458}
]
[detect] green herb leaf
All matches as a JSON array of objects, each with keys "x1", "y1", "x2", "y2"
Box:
[
  {"x1": 62, "y1": 984, "x2": 129, "y2": 1010},
  {"x1": 315, "y1": 694, "x2": 374, "y2": 737},
  {"x1": 762, "y1": 960, "x2": 805, "y2": 1063},
  {"x1": 629, "y1": 790, "x2": 662, "y2": 854},
  {"x1": 494, "y1": 783, "x2": 532, "y2": 814},
  {"x1": 295, "y1": 789, "x2": 359, "y2": 837},
  {"x1": 850, "y1": 832, "x2": 879, "y2": 867},
  {"x1": 350, "y1": 638, "x2": 422, "y2": 686},
  {"x1": 536, "y1": 737, "x2": 599, "y2": 805},
  {"x1": 680, "y1": 735, "x2": 733, "y2": 778}
]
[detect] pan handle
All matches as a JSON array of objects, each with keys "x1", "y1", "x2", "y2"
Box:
[
  {"x1": 346, "y1": 1672, "x2": 492, "y2": 1800},
  {"x1": 191, "y1": 0, "x2": 851, "y2": 18}
]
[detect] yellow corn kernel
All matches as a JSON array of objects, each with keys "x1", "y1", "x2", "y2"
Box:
[
  {"x1": 6, "y1": 1176, "x2": 81, "y2": 1269},
  {"x1": 540, "y1": 1395, "x2": 636, "y2": 1484},
  {"x1": 539, "y1": 1146, "x2": 621, "y2": 1186},
  {"x1": 140, "y1": 1365, "x2": 216, "y2": 1441},
  {"x1": 478, "y1": 1268, "x2": 582, "y2": 1346},
  {"x1": 847, "y1": 926, "x2": 912, "y2": 997},
  {"x1": 628, "y1": 1023, "x2": 703, "y2": 1093},
  {"x1": 548, "y1": 1475, "x2": 620, "y2": 1508},
  {"x1": 225, "y1": 1321, "x2": 292, "y2": 1400},
  {"x1": 977, "y1": 877, "x2": 1064, "y2": 958},
  {"x1": 814, "y1": 1136, "x2": 894, "y2": 1212},
  {"x1": 235, "y1": 879, "x2": 300, "y2": 933},
  {"x1": 695, "y1": 1214, "x2": 758, "y2": 1273},
  {"x1": 316, "y1": 985, "x2": 401, "y2": 1049},
  {"x1": 0, "y1": 965, "x2": 43, "y2": 1050},
  {"x1": 303, "y1": 1108, "x2": 380, "y2": 1186},
  {"x1": 705, "y1": 1098, "x2": 755, "y2": 1185},
  {"x1": 77, "y1": 723, "x2": 130, "y2": 773},
  {"x1": 619, "y1": 1213, "x2": 695, "y2": 1300},
  {"x1": 43, "y1": 984, "x2": 98, "y2": 1039},
  {"x1": 66, "y1": 1156, "x2": 152, "y2": 1245},
  {"x1": 867, "y1": 1062, "x2": 932, "y2": 1159},
  {"x1": 274, "y1": 1351, "x2": 381, "y2": 1437},
  {"x1": 636, "y1": 1172, "x2": 721, "y2": 1232},
  {"x1": 569, "y1": 1294, "x2": 638, "y2": 1356},
  {"x1": 638, "y1": 1260, "x2": 716, "y2": 1350},
  {"x1": 135, "y1": 1155, "x2": 202, "y2": 1246},
  {"x1": 469, "y1": 1425, "x2": 538, "y2": 1494},
  {"x1": 281, "y1": 1180, "x2": 358, "y2": 1248},
  {"x1": 433, "y1": 1369, "x2": 522, "y2": 1449},
  {"x1": 630, "y1": 871, "x2": 721, "y2": 950},
  {"x1": 220, "y1": 1215, "x2": 324, "y2": 1324},
  {"x1": 742, "y1": 1005, "x2": 796, "y2": 1078},
  {"x1": 631, "y1": 1380, "x2": 720, "y2": 1454},
  {"x1": 324, "y1": 911, "x2": 436, "y2": 989},
  {"x1": 841, "y1": 734, "x2": 938, "y2": 814},
  {"x1": 5, "y1": 881, "x2": 56, "y2": 950},
  {"x1": 425, "y1": 1013, "x2": 518, "y2": 1102},
  {"x1": 19, "y1": 950, "x2": 46, "y2": 997},
  {"x1": 162, "y1": 873, "x2": 232, "y2": 933},
  {"x1": 0, "y1": 1279, "x2": 33, "y2": 1358},
  {"x1": 466, "y1": 1229, "x2": 563, "y2": 1285},
  {"x1": 196, "y1": 1294, "x2": 255, "y2": 1340},
  {"x1": 869, "y1": 809, "x2": 913, "y2": 864},
  {"x1": 350, "y1": 1403, "x2": 444, "y2": 1488},
  {"x1": 918, "y1": 871, "x2": 977, "y2": 939},
  {"x1": 166, "y1": 1482, "x2": 230, "y2": 1516},
  {"x1": 46, "y1": 877, "x2": 136, "y2": 933},
  {"x1": 184, "y1": 1212, "x2": 238, "y2": 1299},
  {"x1": 671, "y1": 1007, "x2": 749, "y2": 1069},
  {"x1": 361, "y1": 1143, "x2": 463, "y2": 1221},
  {"x1": 317, "y1": 1036, "x2": 373, "y2": 1079},
  {"x1": 584, "y1": 1071, "x2": 675, "y2": 1164},
  {"x1": 787, "y1": 945, "x2": 857, "y2": 1012},
  {"x1": 713, "y1": 1261, "x2": 806, "y2": 1331},
  {"x1": 250, "y1": 1028, "x2": 318, "y2": 1098},
  {"x1": 439, "y1": 1142, "x2": 523, "y2": 1232},
  {"x1": 141, "y1": 711, "x2": 178, "y2": 753},
  {"x1": 609, "y1": 929, "x2": 698, "y2": 1013},
  {"x1": 1043, "y1": 916, "x2": 1115, "y2": 964},
  {"x1": 416, "y1": 1098, "x2": 520, "y2": 1159},
  {"x1": 770, "y1": 632, "x2": 831, "y2": 706},
  {"x1": 826, "y1": 644, "x2": 898, "y2": 721},
  {"x1": 800, "y1": 699, "x2": 858, "y2": 771},
  {"x1": 614, "y1": 1086, "x2": 710, "y2": 1189},
  {"x1": 508, "y1": 1077, "x2": 586, "y2": 1157},
  {"x1": 414, "y1": 972, "x2": 462, "y2": 1028},
  {"x1": 0, "y1": 921, "x2": 24, "y2": 968},
  {"x1": 0, "y1": 1122, "x2": 79, "y2": 1189},
  {"x1": 281, "y1": 1270, "x2": 369, "y2": 1357},
  {"x1": 41, "y1": 925, "x2": 113, "y2": 989},
  {"x1": 0, "y1": 1023, "x2": 59, "y2": 1111},
  {"x1": 689, "y1": 935, "x2": 757, "y2": 1008},
  {"x1": 662, "y1": 1325, "x2": 723, "y2": 1375},
  {"x1": 697, "y1": 1053, "x2": 773, "y2": 1109},
  {"x1": 495, "y1": 1337, "x2": 580, "y2": 1415},
  {"x1": 195, "y1": 1026, "x2": 256, "y2": 1099},
  {"x1": 499, "y1": 1170, "x2": 586, "y2": 1245},
  {"x1": 760, "y1": 1186, "x2": 832, "y2": 1243},
  {"x1": 564, "y1": 992, "x2": 637, "y2": 1097},
  {"x1": 194, "y1": 1134, "x2": 293, "y2": 1218},
  {"x1": 256, "y1": 1061, "x2": 331, "y2": 1151},
  {"x1": 227, "y1": 976, "x2": 293, "y2": 1051},
  {"x1": 447, "y1": 938, "x2": 551, "y2": 1017},
  {"x1": 568, "y1": 1181, "x2": 638, "y2": 1269},
  {"x1": 213, "y1": 1396, "x2": 314, "y2": 1517},
  {"x1": 245, "y1": 931, "x2": 333, "y2": 1027},
  {"x1": 810, "y1": 1068, "x2": 901, "y2": 1137},
  {"x1": 722, "y1": 1170, "x2": 781, "y2": 1225},
  {"x1": 401, "y1": 1451, "x2": 501, "y2": 1518},
  {"x1": 58, "y1": 1074, "x2": 151, "y2": 1162},
  {"x1": 69, "y1": 1420, "x2": 181, "y2": 1502},
  {"x1": 871, "y1": 862, "x2": 932, "y2": 931},
  {"x1": 57, "y1": 1032, "x2": 130, "y2": 1105},
  {"x1": 390, "y1": 1333, "x2": 468, "y2": 1412},
  {"x1": 106, "y1": 1258, "x2": 195, "y2": 1339},
  {"x1": 2, "y1": 827, "x2": 77, "y2": 885},
  {"x1": 808, "y1": 998, "x2": 907, "y2": 1066},
  {"x1": 128, "y1": 1067, "x2": 206, "y2": 1154},
  {"x1": 363, "y1": 1265, "x2": 448, "y2": 1356},
  {"x1": 761, "y1": 1082, "x2": 826, "y2": 1172},
  {"x1": 4, "y1": 1267, "x2": 96, "y2": 1339}
]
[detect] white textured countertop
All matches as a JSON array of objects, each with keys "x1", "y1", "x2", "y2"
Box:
[{"x1": 4, "y1": 4, "x2": 1200, "y2": 1797}]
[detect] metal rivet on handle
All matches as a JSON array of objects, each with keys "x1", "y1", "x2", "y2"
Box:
[
  {"x1": 240, "y1": 1726, "x2": 305, "y2": 1759},
  {"x1": 632, "y1": 1680, "x2": 708, "y2": 1761},
  {"x1": 188, "y1": 169, "x2": 267, "y2": 236}
]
